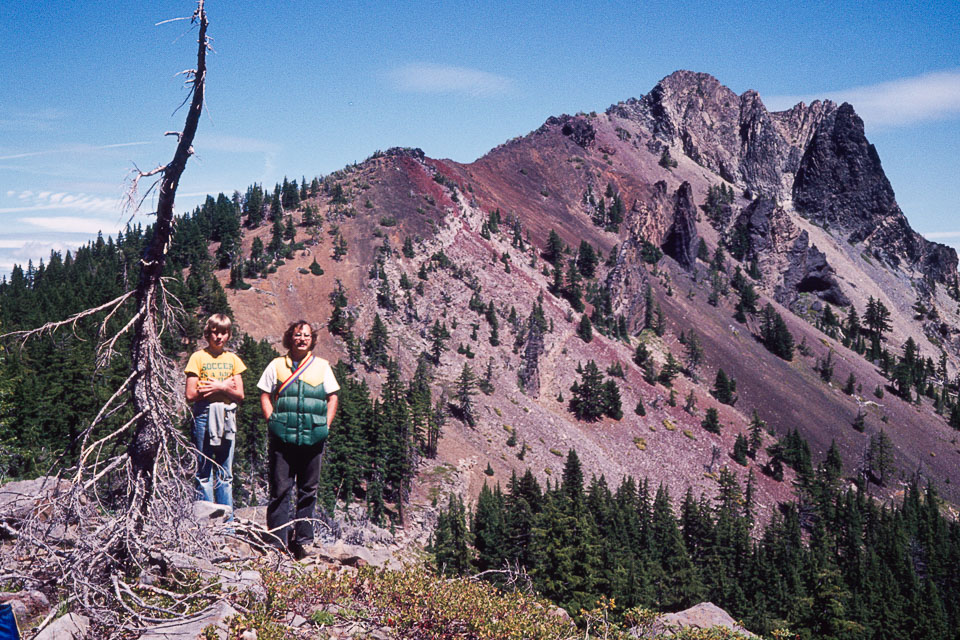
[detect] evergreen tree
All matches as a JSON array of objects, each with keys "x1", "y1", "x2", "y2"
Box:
[
  {"x1": 364, "y1": 314, "x2": 390, "y2": 370},
  {"x1": 576, "y1": 241, "x2": 598, "y2": 279},
  {"x1": 843, "y1": 372, "x2": 857, "y2": 395},
  {"x1": 712, "y1": 369, "x2": 737, "y2": 405},
  {"x1": 747, "y1": 410, "x2": 765, "y2": 457},
  {"x1": 602, "y1": 379, "x2": 623, "y2": 420},
  {"x1": 543, "y1": 229, "x2": 564, "y2": 266},
  {"x1": 569, "y1": 360, "x2": 606, "y2": 422},
  {"x1": 659, "y1": 352, "x2": 681, "y2": 387},
  {"x1": 455, "y1": 363, "x2": 478, "y2": 426},
  {"x1": 434, "y1": 494, "x2": 471, "y2": 576},
  {"x1": 577, "y1": 314, "x2": 593, "y2": 342},
  {"x1": 732, "y1": 434, "x2": 749, "y2": 465},
  {"x1": 472, "y1": 483, "x2": 508, "y2": 574},
  {"x1": 684, "y1": 330, "x2": 704, "y2": 379},
  {"x1": 701, "y1": 408, "x2": 722, "y2": 434},
  {"x1": 760, "y1": 303, "x2": 794, "y2": 360}
]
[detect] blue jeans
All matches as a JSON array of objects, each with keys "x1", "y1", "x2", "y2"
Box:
[{"x1": 192, "y1": 403, "x2": 235, "y2": 515}]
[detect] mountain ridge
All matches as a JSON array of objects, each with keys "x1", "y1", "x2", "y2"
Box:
[{"x1": 219, "y1": 70, "x2": 960, "y2": 515}]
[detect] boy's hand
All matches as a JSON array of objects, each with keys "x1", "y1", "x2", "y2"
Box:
[
  {"x1": 198, "y1": 378, "x2": 229, "y2": 397},
  {"x1": 194, "y1": 375, "x2": 242, "y2": 402}
]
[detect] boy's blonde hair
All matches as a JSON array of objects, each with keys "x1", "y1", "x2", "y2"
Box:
[{"x1": 204, "y1": 314, "x2": 233, "y2": 340}]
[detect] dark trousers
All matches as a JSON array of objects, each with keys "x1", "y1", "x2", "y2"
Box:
[{"x1": 266, "y1": 434, "x2": 325, "y2": 548}]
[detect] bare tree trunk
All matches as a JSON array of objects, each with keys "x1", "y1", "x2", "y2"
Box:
[{"x1": 127, "y1": 1, "x2": 207, "y2": 521}]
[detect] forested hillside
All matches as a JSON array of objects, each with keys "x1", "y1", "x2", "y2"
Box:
[{"x1": 5, "y1": 70, "x2": 960, "y2": 639}]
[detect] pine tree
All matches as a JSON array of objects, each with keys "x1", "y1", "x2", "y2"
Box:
[
  {"x1": 659, "y1": 352, "x2": 681, "y2": 387},
  {"x1": 564, "y1": 260, "x2": 584, "y2": 312},
  {"x1": 701, "y1": 408, "x2": 722, "y2": 434},
  {"x1": 569, "y1": 360, "x2": 606, "y2": 421},
  {"x1": 544, "y1": 229, "x2": 564, "y2": 266},
  {"x1": 843, "y1": 372, "x2": 857, "y2": 395},
  {"x1": 684, "y1": 330, "x2": 704, "y2": 379},
  {"x1": 478, "y1": 357, "x2": 495, "y2": 395},
  {"x1": 747, "y1": 410, "x2": 765, "y2": 457},
  {"x1": 434, "y1": 494, "x2": 471, "y2": 576},
  {"x1": 472, "y1": 483, "x2": 507, "y2": 574},
  {"x1": 429, "y1": 319, "x2": 450, "y2": 365},
  {"x1": 684, "y1": 390, "x2": 697, "y2": 414},
  {"x1": 577, "y1": 314, "x2": 593, "y2": 342},
  {"x1": 866, "y1": 429, "x2": 895, "y2": 486},
  {"x1": 602, "y1": 379, "x2": 623, "y2": 419},
  {"x1": 576, "y1": 241, "x2": 598, "y2": 279},
  {"x1": 817, "y1": 349, "x2": 835, "y2": 383},
  {"x1": 712, "y1": 369, "x2": 737, "y2": 405},
  {"x1": 364, "y1": 314, "x2": 389, "y2": 370},
  {"x1": 732, "y1": 434, "x2": 749, "y2": 465},
  {"x1": 455, "y1": 363, "x2": 478, "y2": 427}
]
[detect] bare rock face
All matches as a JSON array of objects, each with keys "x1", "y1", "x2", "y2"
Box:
[
  {"x1": 793, "y1": 102, "x2": 958, "y2": 281},
  {"x1": 518, "y1": 313, "x2": 546, "y2": 396},
  {"x1": 0, "y1": 477, "x2": 73, "y2": 538},
  {"x1": 737, "y1": 90, "x2": 793, "y2": 198},
  {"x1": 139, "y1": 600, "x2": 239, "y2": 640},
  {"x1": 628, "y1": 181, "x2": 673, "y2": 246},
  {"x1": 732, "y1": 197, "x2": 847, "y2": 306},
  {"x1": 769, "y1": 99, "x2": 835, "y2": 172},
  {"x1": 604, "y1": 235, "x2": 653, "y2": 334},
  {"x1": 542, "y1": 115, "x2": 596, "y2": 148},
  {"x1": 611, "y1": 72, "x2": 958, "y2": 287},
  {"x1": 631, "y1": 602, "x2": 756, "y2": 638},
  {"x1": 34, "y1": 612, "x2": 90, "y2": 640},
  {"x1": 613, "y1": 71, "x2": 800, "y2": 198},
  {"x1": 779, "y1": 232, "x2": 850, "y2": 307},
  {"x1": 661, "y1": 182, "x2": 699, "y2": 270},
  {"x1": 627, "y1": 71, "x2": 744, "y2": 184}
]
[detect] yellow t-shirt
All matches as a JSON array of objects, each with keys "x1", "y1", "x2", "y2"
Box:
[{"x1": 185, "y1": 349, "x2": 247, "y2": 404}]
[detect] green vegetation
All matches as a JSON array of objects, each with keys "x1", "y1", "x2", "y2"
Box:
[{"x1": 432, "y1": 445, "x2": 960, "y2": 640}]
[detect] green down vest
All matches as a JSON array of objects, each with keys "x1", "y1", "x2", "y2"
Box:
[{"x1": 268, "y1": 374, "x2": 329, "y2": 446}]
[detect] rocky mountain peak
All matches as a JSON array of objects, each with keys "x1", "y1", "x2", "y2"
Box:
[
  {"x1": 793, "y1": 102, "x2": 958, "y2": 280},
  {"x1": 604, "y1": 71, "x2": 958, "y2": 285}
]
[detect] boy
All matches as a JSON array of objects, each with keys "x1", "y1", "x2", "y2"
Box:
[{"x1": 185, "y1": 314, "x2": 246, "y2": 512}]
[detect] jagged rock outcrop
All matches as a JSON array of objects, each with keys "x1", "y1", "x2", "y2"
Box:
[
  {"x1": 793, "y1": 102, "x2": 958, "y2": 281},
  {"x1": 628, "y1": 181, "x2": 673, "y2": 245},
  {"x1": 778, "y1": 232, "x2": 850, "y2": 307},
  {"x1": 518, "y1": 313, "x2": 546, "y2": 396},
  {"x1": 732, "y1": 197, "x2": 847, "y2": 306},
  {"x1": 737, "y1": 90, "x2": 792, "y2": 198},
  {"x1": 611, "y1": 71, "x2": 799, "y2": 198},
  {"x1": 607, "y1": 71, "x2": 958, "y2": 288},
  {"x1": 604, "y1": 237, "x2": 654, "y2": 334},
  {"x1": 661, "y1": 182, "x2": 699, "y2": 270},
  {"x1": 541, "y1": 114, "x2": 596, "y2": 148}
]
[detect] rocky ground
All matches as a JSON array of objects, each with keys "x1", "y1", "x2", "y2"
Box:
[{"x1": 1, "y1": 477, "x2": 757, "y2": 640}]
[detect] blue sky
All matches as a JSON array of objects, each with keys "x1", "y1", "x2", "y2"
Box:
[{"x1": 2, "y1": 1, "x2": 958, "y2": 277}]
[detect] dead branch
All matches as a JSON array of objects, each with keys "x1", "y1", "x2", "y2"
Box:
[
  {"x1": 1, "y1": 290, "x2": 134, "y2": 350},
  {"x1": 0, "y1": 2, "x2": 221, "y2": 633}
]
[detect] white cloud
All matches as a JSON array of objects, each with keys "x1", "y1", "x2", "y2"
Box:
[
  {"x1": 18, "y1": 216, "x2": 125, "y2": 235},
  {"x1": 0, "y1": 190, "x2": 120, "y2": 215},
  {"x1": 923, "y1": 231, "x2": 960, "y2": 240},
  {"x1": 0, "y1": 238, "x2": 87, "y2": 275},
  {"x1": 0, "y1": 141, "x2": 151, "y2": 162},
  {"x1": 766, "y1": 69, "x2": 960, "y2": 128},
  {"x1": 0, "y1": 108, "x2": 68, "y2": 133},
  {"x1": 388, "y1": 63, "x2": 513, "y2": 97}
]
